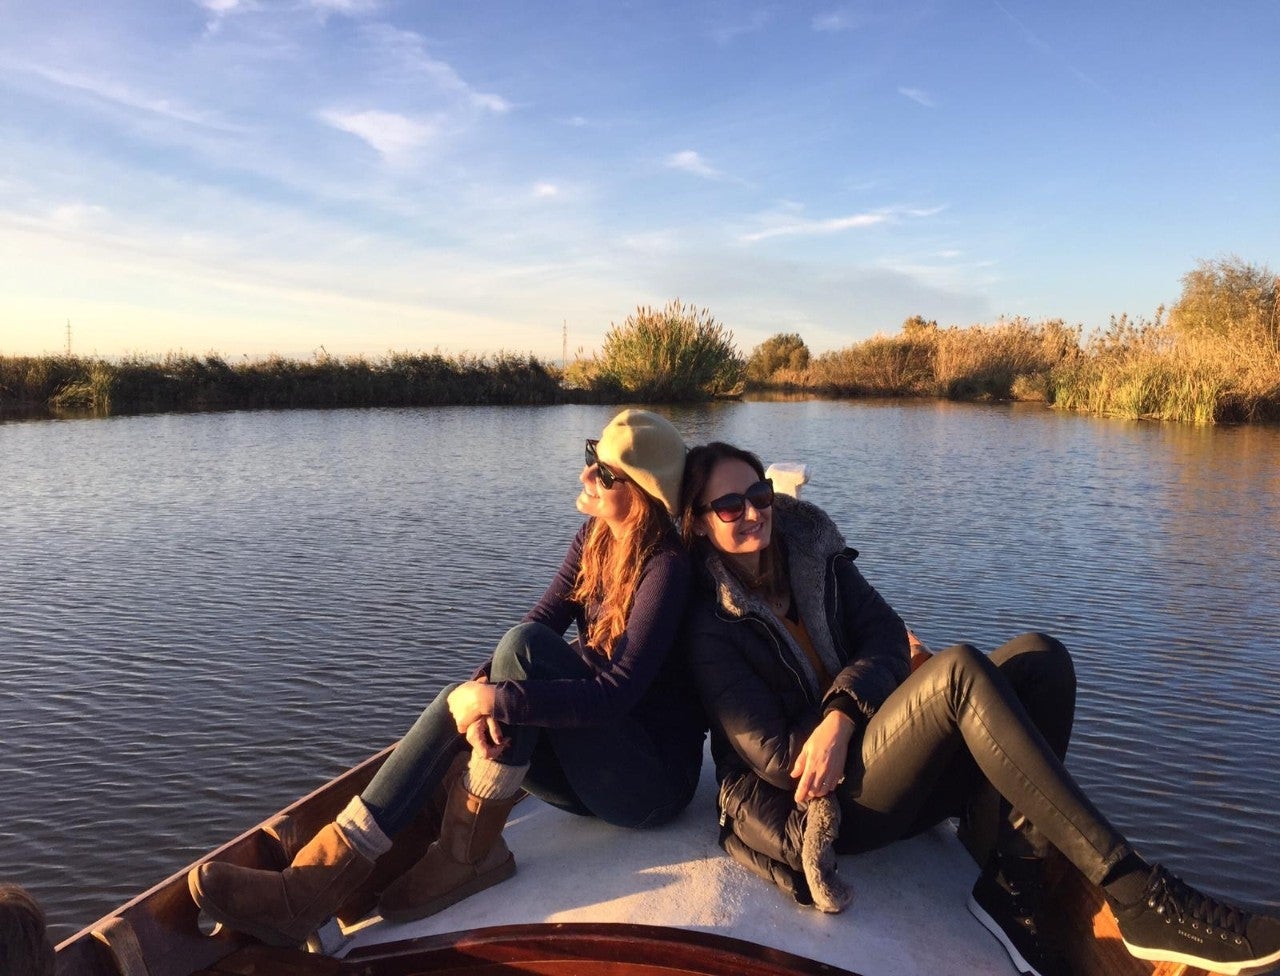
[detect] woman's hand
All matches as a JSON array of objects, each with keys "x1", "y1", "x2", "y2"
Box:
[
  {"x1": 464, "y1": 716, "x2": 506, "y2": 760},
  {"x1": 447, "y1": 677, "x2": 498, "y2": 733},
  {"x1": 791, "y1": 711, "x2": 855, "y2": 805}
]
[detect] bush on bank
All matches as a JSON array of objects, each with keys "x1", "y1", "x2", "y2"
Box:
[
  {"x1": 745, "y1": 333, "x2": 810, "y2": 384},
  {"x1": 565, "y1": 300, "x2": 744, "y2": 401}
]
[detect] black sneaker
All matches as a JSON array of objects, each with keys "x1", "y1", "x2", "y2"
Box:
[
  {"x1": 968, "y1": 861, "x2": 1071, "y2": 976},
  {"x1": 1112, "y1": 864, "x2": 1280, "y2": 976}
]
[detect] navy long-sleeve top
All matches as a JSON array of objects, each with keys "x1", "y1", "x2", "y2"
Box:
[{"x1": 483, "y1": 520, "x2": 704, "y2": 766}]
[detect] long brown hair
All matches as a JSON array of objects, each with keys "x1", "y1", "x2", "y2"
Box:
[
  {"x1": 679, "y1": 442, "x2": 788, "y2": 601},
  {"x1": 570, "y1": 480, "x2": 672, "y2": 658},
  {"x1": 0, "y1": 884, "x2": 55, "y2": 976}
]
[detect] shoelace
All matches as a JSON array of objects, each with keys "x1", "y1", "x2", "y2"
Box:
[
  {"x1": 1145, "y1": 866, "x2": 1250, "y2": 937},
  {"x1": 995, "y1": 871, "x2": 1043, "y2": 933}
]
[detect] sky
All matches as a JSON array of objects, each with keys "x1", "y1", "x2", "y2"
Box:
[{"x1": 1, "y1": 0, "x2": 1277, "y2": 363}]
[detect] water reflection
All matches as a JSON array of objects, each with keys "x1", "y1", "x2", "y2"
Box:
[{"x1": 1, "y1": 401, "x2": 1277, "y2": 941}]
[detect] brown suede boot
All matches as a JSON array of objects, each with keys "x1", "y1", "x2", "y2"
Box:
[
  {"x1": 377, "y1": 778, "x2": 519, "y2": 923},
  {"x1": 188, "y1": 818, "x2": 376, "y2": 947},
  {"x1": 334, "y1": 749, "x2": 469, "y2": 926}
]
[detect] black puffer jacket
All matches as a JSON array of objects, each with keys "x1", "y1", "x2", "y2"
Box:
[{"x1": 683, "y1": 495, "x2": 911, "y2": 899}]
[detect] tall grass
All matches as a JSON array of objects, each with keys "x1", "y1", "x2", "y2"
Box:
[
  {"x1": 745, "y1": 307, "x2": 1280, "y2": 424},
  {"x1": 933, "y1": 319, "x2": 1079, "y2": 399},
  {"x1": 1053, "y1": 313, "x2": 1280, "y2": 423},
  {"x1": 804, "y1": 334, "x2": 935, "y2": 395},
  {"x1": 776, "y1": 318, "x2": 1079, "y2": 401},
  {"x1": 0, "y1": 351, "x2": 565, "y2": 415}
]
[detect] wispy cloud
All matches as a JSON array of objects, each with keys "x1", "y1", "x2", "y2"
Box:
[
  {"x1": 49, "y1": 202, "x2": 110, "y2": 227},
  {"x1": 812, "y1": 10, "x2": 856, "y2": 32},
  {"x1": 710, "y1": 9, "x2": 772, "y2": 45},
  {"x1": 875, "y1": 253, "x2": 1000, "y2": 291},
  {"x1": 22, "y1": 64, "x2": 240, "y2": 130},
  {"x1": 309, "y1": 0, "x2": 383, "y2": 16},
  {"x1": 317, "y1": 108, "x2": 435, "y2": 161},
  {"x1": 360, "y1": 24, "x2": 511, "y2": 114},
  {"x1": 740, "y1": 205, "x2": 943, "y2": 243},
  {"x1": 898, "y1": 86, "x2": 936, "y2": 108},
  {"x1": 665, "y1": 150, "x2": 722, "y2": 180},
  {"x1": 195, "y1": 0, "x2": 251, "y2": 36},
  {"x1": 532, "y1": 182, "x2": 560, "y2": 198},
  {"x1": 742, "y1": 212, "x2": 888, "y2": 242},
  {"x1": 988, "y1": 0, "x2": 1106, "y2": 94}
]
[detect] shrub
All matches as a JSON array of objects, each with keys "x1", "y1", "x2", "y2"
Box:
[
  {"x1": 745, "y1": 333, "x2": 811, "y2": 385},
  {"x1": 1170, "y1": 256, "x2": 1278, "y2": 356},
  {"x1": 590, "y1": 300, "x2": 744, "y2": 401}
]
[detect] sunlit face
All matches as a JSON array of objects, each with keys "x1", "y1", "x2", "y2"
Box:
[
  {"x1": 694, "y1": 458, "x2": 772, "y2": 570},
  {"x1": 576, "y1": 461, "x2": 634, "y2": 528}
]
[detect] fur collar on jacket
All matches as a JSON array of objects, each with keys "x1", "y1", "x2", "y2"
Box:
[{"x1": 700, "y1": 495, "x2": 849, "y2": 698}]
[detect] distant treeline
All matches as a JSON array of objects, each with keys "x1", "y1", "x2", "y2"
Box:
[{"x1": 0, "y1": 350, "x2": 573, "y2": 414}]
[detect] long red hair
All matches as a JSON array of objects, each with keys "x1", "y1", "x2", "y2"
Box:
[{"x1": 570, "y1": 481, "x2": 671, "y2": 658}]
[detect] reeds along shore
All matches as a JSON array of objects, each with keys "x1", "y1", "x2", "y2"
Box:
[
  {"x1": 750, "y1": 314, "x2": 1280, "y2": 425},
  {"x1": 0, "y1": 351, "x2": 571, "y2": 415},
  {"x1": 5, "y1": 322, "x2": 1279, "y2": 424},
  {"x1": 6, "y1": 263, "x2": 1279, "y2": 424}
]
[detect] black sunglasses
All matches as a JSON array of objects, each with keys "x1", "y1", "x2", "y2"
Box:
[
  {"x1": 584, "y1": 439, "x2": 627, "y2": 490},
  {"x1": 698, "y1": 479, "x2": 775, "y2": 523}
]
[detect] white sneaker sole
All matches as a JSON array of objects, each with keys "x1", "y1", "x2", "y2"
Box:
[
  {"x1": 1122, "y1": 936, "x2": 1280, "y2": 976},
  {"x1": 967, "y1": 892, "x2": 1043, "y2": 976}
]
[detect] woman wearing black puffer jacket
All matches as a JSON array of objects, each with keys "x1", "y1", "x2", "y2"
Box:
[{"x1": 679, "y1": 440, "x2": 1280, "y2": 976}]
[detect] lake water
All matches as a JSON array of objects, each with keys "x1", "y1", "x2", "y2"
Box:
[{"x1": 2, "y1": 400, "x2": 1278, "y2": 943}]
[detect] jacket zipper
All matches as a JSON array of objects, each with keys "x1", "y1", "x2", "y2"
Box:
[{"x1": 723, "y1": 612, "x2": 815, "y2": 706}]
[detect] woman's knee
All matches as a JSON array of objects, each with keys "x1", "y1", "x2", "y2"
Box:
[
  {"x1": 927, "y1": 642, "x2": 1004, "y2": 701},
  {"x1": 396, "y1": 683, "x2": 465, "y2": 752},
  {"x1": 490, "y1": 622, "x2": 574, "y2": 681},
  {"x1": 992, "y1": 632, "x2": 1076, "y2": 697},
  {"x1": 933, "y1": 642, "x2": 986, "y2": 674}
]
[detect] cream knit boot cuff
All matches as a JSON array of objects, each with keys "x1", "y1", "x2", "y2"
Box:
[
  {"x1": 335, "y1": 795, "x2": 393, "y2": 861},
  {"x1": 465, "y1": 754, "x2": 529, "y2": 800}
]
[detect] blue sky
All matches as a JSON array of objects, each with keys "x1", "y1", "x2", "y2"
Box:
[{"x1": 2, "y1": 0, "x2": 1277, "y2": 362}]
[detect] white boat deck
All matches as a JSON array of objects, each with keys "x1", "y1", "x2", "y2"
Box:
[{"x1": 341, "y1": 754, "x2": 1017, "y2": 976}]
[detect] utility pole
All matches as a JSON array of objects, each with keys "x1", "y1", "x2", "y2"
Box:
[
  {"x1": 562, "y1": 320, "x2": 568, "y2": 366},
  {"x1": 66, "y1": 319, "x2": 72, "y2": 357}
]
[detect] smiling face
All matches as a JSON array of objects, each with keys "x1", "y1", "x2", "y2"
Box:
[
  {"x1": 576, "y1": 461, "x2": 634, "y2": 529},
  {"x1": 693, "y1": 457, "x2": 772, "y2": 574}
]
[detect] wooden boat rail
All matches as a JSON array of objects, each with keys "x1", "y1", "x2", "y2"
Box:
[
  {"x1": 192, "y1": 923, "x2": 866, "y2": 976},
  {"x1": 56, "y1": 745, "x2": 1231, "y2": 976}
]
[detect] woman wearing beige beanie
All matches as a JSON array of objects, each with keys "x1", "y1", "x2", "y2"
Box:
[{"x1": 190, "y1": 409, "x2": 703, "y2": 949}]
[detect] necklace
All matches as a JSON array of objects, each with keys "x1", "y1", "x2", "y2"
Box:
[{"x1": 763, "y1": 588, "x2": 791, "y2": 618}]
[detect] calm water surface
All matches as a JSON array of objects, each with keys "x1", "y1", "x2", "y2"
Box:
[{"x1": 2, "y1": 401, "x2": 1278, "y2": 942}]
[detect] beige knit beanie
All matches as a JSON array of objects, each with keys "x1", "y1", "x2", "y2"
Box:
[{"x1": 595, "y1": 409, "x2": 687, "y2": 516}]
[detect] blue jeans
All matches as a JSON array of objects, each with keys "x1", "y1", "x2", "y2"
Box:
[{"x1": 361, "y1": 622, "x2": 695, "y2": 836}]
